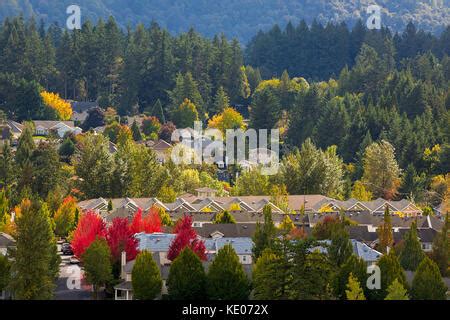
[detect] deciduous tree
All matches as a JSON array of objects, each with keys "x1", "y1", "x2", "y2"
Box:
[
  {"x1": 168, "y1": 216, "x2": 206, "y2": 261},
  {"x1": 82, "y1": 238, "x2": 113, "y2": 299},
  {"x1": 71, "y1": 210, "x2": 107, "y2": 258}
]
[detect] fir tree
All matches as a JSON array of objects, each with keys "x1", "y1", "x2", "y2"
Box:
[
  {"x1": 252, "y1": 205, "x2": 276, "y2": 259},
  {"x1": 132, "y1": 251, "x2": 162, "y2": 300},
  {"x1": 411, "y1": 257, "x2": 447, "y2": 300},
  {"x1": 207, "y1": 244, "x2": 250, "y2": 300},
  {"x1": 399, "y1": 221, "x2": 425, "y2": 271},
  {"x1": 167, "y1": 247, "x2": 207, "y2": 300},
  {"x1": 385, "y1": 278, "x2": 409, "y2": 300},
  {"x1": 345, "y1": 273, "x2": 366, "y2": 300},
  {"x1": 10, "y1": 200, "x2": 60, "y2": 299}
]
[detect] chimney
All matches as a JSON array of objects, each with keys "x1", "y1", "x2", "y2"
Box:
[{"x1": 120, "y1": 251, "x2": 126, "y2": 279}]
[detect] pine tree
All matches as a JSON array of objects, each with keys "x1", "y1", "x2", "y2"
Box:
[
  {"x1": 252, "y1": 248, "x2": 288, "y2": 300},
  {"x1": 411, "y1": 257, "x2": 447, "y2": 300},
  {"x1": 213, "y1": 210, "x2": 236, "y2": 224},
  {"x1": 0, "y1": 142, "x2": 15, "y2": 189},
  {"x1": 15, "y1": 124, "x2": 35, "y2": 168},
  {"x1": 377, "y1": 205, "x2": 394, "y2": 254},
  {"x1": 131, "y1": 120, "x2": 142, "y2": 142},
  {"x1": 431, "y1": 213, "x2": 449, "y2": 276},
  {"x1": 329, "y1": 227, "x2": 353, "y2": 268},
  {"x1": 132, "y1": 251, "x2": 162, "y2": 300},
  {"x1": 207, "y1": 244, "x2": 250, "y2": 300},
  {"x1": 399, "y1": 221, "x2": 425, "y2": 271},
  {"x1": 345, "y1": 273, "x2": 366, "y2": 300},
  {"x1": 167, "y1": 247, "x2": 207, "y2": 300},
  {"x1": 10, "y1": 200, "x2": 60, "y2": 299},
  {"x1": 211, "y1": 86, "x2": 230, "y2": 115},
  {"x1": 252, "y1": 205, "x2": 276, "y2": 259},
  {"x1": 385, "y1": 278, "x2": 409, "y2": 300},
  {"x1": 250, "y1": 88, "x2": 281, "y2": 130},
  {"x1": 0, "y1": 254, "x2": 10, "y2": 294},
  {"x1": 371, "y1": 249, "x2": 408, "y2": 300},
  {"x1": 332, "y1": 255, "x2": 367, "y2": 300}
]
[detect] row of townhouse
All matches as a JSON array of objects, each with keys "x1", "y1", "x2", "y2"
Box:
[
  {"x1": 1, "y1": 120, "x2": 82, "y2": 141},
  {"x1": 78, "y1": 189, "x2": 425, "y2": 226}
]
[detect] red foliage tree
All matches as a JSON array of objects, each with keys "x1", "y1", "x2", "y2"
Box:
[
  {"x1": 106, "y1": 217, "x2": 139, "y2": 263},
  {"x1": 167, "y1": 215, "x2": 206, "y2": 261},
  {"x1": 130, "y1": 207, "x2": 162, "y2": 234},
  {"x1": 130, "y1": 208, "x2": 145, "y2": 234},
  {"x1": 144, "y1": 206, "x2": 162, "y2": 233},
  {"x1": 71, "y1": 210, "x2": 107, "y2": 258}
]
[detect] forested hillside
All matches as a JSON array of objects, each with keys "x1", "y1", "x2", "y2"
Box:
[
  {"x1": 0, "y1": 0, "x2": 449, "y2": 42},
  {"x1": 0, "y1": 16, "x2": 449, "y2": 204}
]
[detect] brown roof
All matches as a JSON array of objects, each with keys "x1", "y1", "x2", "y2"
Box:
[
  {"x1": 194, "y1": 223, "x2": 257, "y2": 238},
  {"x1": 147, "y1": 139, "x2": 172, "y2": 151}
]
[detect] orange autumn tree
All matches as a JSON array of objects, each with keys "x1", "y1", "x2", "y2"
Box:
[
  {"x1": 54, "y1": 196, "x2": 79, "y2": 237},
  {"x1": 40, "y1": 91, "x2": 73, "y2": 120}
]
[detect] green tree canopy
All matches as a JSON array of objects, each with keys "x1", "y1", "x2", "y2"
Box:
[
  {"x1": 207, "y1": 244, "x2": 250, "y2": 300},
  {"x1": 132, "y1": 251, "x2": 162, "y2": 300},
  {"x1": 167, "y1": 247, "x2": 207, "y2": 300}
]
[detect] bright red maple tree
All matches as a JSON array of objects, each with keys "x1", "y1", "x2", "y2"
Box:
[
  {"x1": 71, "y1": 210, "x2": 107, "y2": 258},
  {"x1": 167, "y1": 215, "x2": 206, "y2": 261},
  {"x1": 106, "y1": 217, "x2": 139, "y2": 263},
  {"x1": 130, "y1": 207, "x2": 162, "y2": 234}
]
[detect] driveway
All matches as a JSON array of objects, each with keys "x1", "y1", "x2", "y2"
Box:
[{"x1": 54, "y1": 253, "x2": 92, "y2": 300}]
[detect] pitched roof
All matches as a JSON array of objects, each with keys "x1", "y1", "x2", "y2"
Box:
[
  {"x1": 205, "y1": 237, "x2": 253, "y2": 255},
  {"x1": 135, "y1": 232, "x2": 177, "y2": 252},
  {"x1": 146, "y1": 139, "x2": 172, "y2": 151},
  {"x1": 194, "y1": 223, "x2": 257, "y2": 238},
  {"x1": 70, "y1": 101, "x2": 98, "y2": 113},
  {"x1": 0, "y1": 232, "x2": 15, "y2": 247},
  {"x1": 6, "y1": 120, "x2": 23, "y2": 133},
  {"x1": 33, "y1": 121, "x2": 75, "y2": 129}
]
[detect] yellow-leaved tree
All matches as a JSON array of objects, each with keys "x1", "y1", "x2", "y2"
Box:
[
  {"x1": 40, "y1": 91, "x2": 73, "y2": 120},
  {"x1": 208, "y1": 107, "x2": 245, "y2": 135}
]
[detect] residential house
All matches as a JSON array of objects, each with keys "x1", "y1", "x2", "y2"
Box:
[
  {"x1": 0, "y1": 120, "x2": 23, "y2": 146},
  {"x1": 0, "y1": 232, "x2": 15, "y2": 256},
  {"x1": 114, "y1": 233, "x2": 253, "y2": 300},
  {"x1": 311, "y1": 239, "x2": 383, "y2": 266},
  {"x1": 312, "y1": 198, "x2": 422, "y2": 216},
  {"x1": 145, "y1": 139, "x2": 172, "y2": 164},
  {"x1": 32, "y1": 121, "x2": 82, "y2": 138}
]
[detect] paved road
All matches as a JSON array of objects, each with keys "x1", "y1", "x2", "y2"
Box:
[{"x1": 54, "y1": 253, "x2": 92, "y2": 300}]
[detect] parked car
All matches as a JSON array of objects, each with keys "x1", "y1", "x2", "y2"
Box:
[{"x1": 61, "y1": 243, "x2": 73, "y2": 256}]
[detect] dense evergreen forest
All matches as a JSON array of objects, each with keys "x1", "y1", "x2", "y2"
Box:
[
  {"x1": 0, "y1": 16, "x2": 449, "y2": 204},
  {"x1": 1, "y1": 0, "x2": 449, "y2": 42}
]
